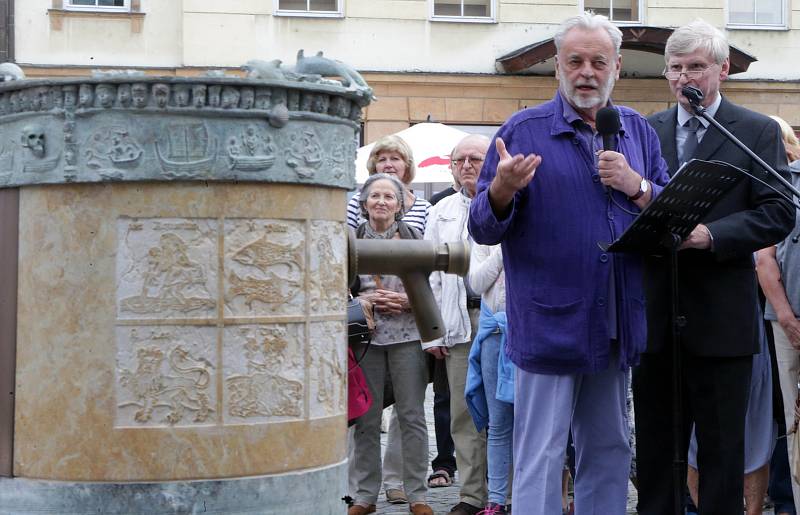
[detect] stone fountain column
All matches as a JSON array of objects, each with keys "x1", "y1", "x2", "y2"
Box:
[{"x1": 0, "y1": 72, "x2": 369, "y2": 514}]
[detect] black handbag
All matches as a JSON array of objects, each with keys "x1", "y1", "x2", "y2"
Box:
[{"x1": 347, "y1": 296, "x2": 372, "y2": 346}]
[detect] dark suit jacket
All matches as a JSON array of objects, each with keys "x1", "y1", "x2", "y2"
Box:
[{"x1": 645, "y1": 98, "x2": 795, "y2": 356}]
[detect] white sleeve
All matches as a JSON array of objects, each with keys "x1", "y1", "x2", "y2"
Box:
[{"x1": 467, "y1": 243, "x2": 503, "y2": 295}]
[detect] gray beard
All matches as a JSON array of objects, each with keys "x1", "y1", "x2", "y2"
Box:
[{"x1": 559, "y1": 68, "x2": 616, "y2": 110}]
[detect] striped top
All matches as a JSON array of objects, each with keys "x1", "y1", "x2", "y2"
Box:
[{"x1": 346, "y1": 192, "x2": 431, "y2": 233}]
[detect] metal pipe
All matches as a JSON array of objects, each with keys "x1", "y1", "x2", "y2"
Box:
[{"x1": 348, "y1": 232, "x2": 470, "y2": 342}]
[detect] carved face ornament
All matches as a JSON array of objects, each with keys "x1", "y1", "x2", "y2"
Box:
[
  {"x1": 21, "y1": 126, "x2": 46, "y2": 158},
  {"x1": 131, "y1": 84, "x2": 148, "y2": 108},
  {"x1": 153, "y1": 84, "x2": 169, "y2": 108}
]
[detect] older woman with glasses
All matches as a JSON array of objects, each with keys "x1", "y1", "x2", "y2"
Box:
[{"x1": 348, "y1": 174, "x2": 433, "y2": 515}]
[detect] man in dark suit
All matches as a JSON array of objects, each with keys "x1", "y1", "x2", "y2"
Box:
[{"x1": 634, "y1": 20, "x2": 795, "y2": 515}]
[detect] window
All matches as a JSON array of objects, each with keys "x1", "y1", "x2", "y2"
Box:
[
  {"x1": 274, "y1": 0, "x2": 343, "y2": 17},
  {"x1": 430, "y1": 0, "x2": 496, "y2": 22},
  {"x1": 64, "y1": 0, "x2": 129, "y2": 11},
  {"x1": 728, "y1": 0, "x2": 786, "y2": 28},
  {"x1": 582, "y1": 0, "x2": 642, "y2": 24}
]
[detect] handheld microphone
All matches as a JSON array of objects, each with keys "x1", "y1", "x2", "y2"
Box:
[
  {"x1": 596, "y1": 107, "x2": 620, "y2": 194},
  {"x1": 596, "y1": 106, "x2": 621, "y2": 152},
  {"x1": 681, "y1": 85, "x2": 704, "y2": 108}
]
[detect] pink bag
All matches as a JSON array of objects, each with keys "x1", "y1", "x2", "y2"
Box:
[{"x1": 348, "y1": 347, "x2": 373, "y2": 425}]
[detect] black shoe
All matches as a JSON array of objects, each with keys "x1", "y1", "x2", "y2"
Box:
[{"x1": 447, "y1": 502, "x2": 482, "y2": 515}]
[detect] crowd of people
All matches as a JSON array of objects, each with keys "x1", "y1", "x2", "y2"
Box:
[{"x1": 346, "y1": 12, "x2": 800, "y2": 515}]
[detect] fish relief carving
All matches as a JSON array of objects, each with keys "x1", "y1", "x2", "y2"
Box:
[
  {"x1": 120, "y1": 232, "x2": 216, "y2": 315},
  {"x1": 231, "y1": 233, "x2": 303, "y2": 274},
  {"x1": 226, "y1": 327, "x2": 303, "y2": 418},
  {"x1": 285, "y1": 128, "x2": 323, "y2": 179},
  {"x1": 226, "y1": 124, "x2": 277, "y2": 172},
  {"x1": 85, "y1": 125, "x2": 143, "y2": 179},
  {"x1": 118, "y1": 341, "x2": 214, "y2": 425},
  {"x1": 228, "y1": 270, "x2": 301, "y2": 308}
]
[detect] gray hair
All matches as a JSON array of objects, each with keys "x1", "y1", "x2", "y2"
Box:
[
  {"x1": 665, "y1": 20, "x2": 729, "y2": 65},
  {"x1": 554, "y1": 12, "x2": 623, "y2": 56},
  {"x1": 359, "y1": 173, "x2": 406, "y2": 220}
]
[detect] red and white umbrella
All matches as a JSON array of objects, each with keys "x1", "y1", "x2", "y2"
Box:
[{"x1": 355, "y1": 123, "x2": 470, "y2": 184}]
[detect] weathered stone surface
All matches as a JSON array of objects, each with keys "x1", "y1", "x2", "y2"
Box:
[
  {"x1": 14, "y1": 183, "x2": 347, "y2": 481},
  {"x1": 0, "y1": 77, "x2": 362, "y2": 190}
]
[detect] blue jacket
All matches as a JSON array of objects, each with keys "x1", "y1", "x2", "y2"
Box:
[
  {"x1": 469, "y1": 92, "x2": 670, "y2": 374},
  {"x1": 465, "y1": 302, "x2": 514, "y2": 432}
]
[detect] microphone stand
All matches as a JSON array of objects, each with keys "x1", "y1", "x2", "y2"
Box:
[{"x1": 684, "y1": 87, "x2": 800, "y2": 202}]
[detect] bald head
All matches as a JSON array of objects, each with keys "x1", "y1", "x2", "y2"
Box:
[
  {"x1": 452, "y1": 134, "x2": 490, "y2": 157},
  {"x1": 451, "y1": 134, "x2": 490, "y2": 198}
]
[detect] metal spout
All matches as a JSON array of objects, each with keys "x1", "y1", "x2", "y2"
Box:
[{"x1": 348, "y1": 231, "x2": 470, "y2": 343}]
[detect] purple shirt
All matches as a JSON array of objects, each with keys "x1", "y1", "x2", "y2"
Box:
[{"x1": 468, "y1": 92, "x2": 670, "y2": 374}]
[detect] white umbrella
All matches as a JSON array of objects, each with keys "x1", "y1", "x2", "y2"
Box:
[{"x1": 355, "y1": 123, "x2": 470, "y2": 184}]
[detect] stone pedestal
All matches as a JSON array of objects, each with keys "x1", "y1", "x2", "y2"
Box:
[{"x1": 0, "y1": 75, "x2": 368, "y2": 514}]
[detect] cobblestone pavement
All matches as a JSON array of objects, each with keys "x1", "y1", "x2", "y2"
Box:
[{"x1": 371, "y1": 385, "x2": 776, "y2": 515}]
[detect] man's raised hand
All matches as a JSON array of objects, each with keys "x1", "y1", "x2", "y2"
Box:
[{"x1": 489, "y1": 137, "x2": 541, "y2": 213}]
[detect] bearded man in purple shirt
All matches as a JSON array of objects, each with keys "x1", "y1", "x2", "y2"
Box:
[{"x1": 468, "y1": 12, "x2": 670, "y2": 514}]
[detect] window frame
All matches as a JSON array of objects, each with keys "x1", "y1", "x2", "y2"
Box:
[
  {"x1": 273, "y1": 0, "x2": 344, "y2": 18},
  {"x1": 429, "y1": 0, "x2": 497, "y2": 24},
  {"x1": 578, "y1": 0, "x2": 645, "y2": 25},
  {"x1": 63, "y1": 0, "x2": 130, "y2": 12},
  {"x1": 726, "y1": 0, "x2": 788, "y2": 30}
]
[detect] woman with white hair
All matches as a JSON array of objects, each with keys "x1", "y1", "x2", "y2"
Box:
[{"x1": 348, "y1": 173, "x2": 433, "y2": 515}]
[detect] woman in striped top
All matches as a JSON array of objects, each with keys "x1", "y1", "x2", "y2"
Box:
[{"x1": 347, "y1": 135, "x2": 430, "y2": 233}]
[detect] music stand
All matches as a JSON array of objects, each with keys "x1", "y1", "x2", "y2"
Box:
[{"x1": 601, "y1": 158, "x2": 744, "y2": 515}]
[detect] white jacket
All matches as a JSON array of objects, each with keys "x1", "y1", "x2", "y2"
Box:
[{"x1": 423, "y1": 192, "x2": 472, "y2": 350}]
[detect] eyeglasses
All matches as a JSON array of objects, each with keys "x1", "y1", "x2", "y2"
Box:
[
  {"x1": 451, "y1": 155, "x2": 485, "y2": 167},
  {"x1": 662, "y1": 65, "x2": 714, "y2": 81}
]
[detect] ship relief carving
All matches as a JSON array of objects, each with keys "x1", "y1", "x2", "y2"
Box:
[
  {"x1": 226, "y1": 124, "x2": 277, "y2": 172},
  {"x1": 309, "y1": 221, "x2": 346, "y2": 314},
  {"x1": 116, "y1": 328, "x2": 216, "y2": 427},
  {"x1": 285, "y1": 128, "x2": 323, "y2": 179},
  {"x1": 117, "y1": 218, "x2": 218, "y2": 319},
  {"x1": 21, "y1": 124, "x2": 61, "y2": 174},
  {"x1": 0, "y1": 144, "x2": 13, "y2": 184},
  {"x1": 156, "y1": 122, "x2": 217, "y2": 178},
  {"x1": 224, "y1": 220, "x2": 305, "y2": 316},
  {"x1": 223, "y1": 325, "x2": 304, "y2": 422},
  {"x1": 86, "y1": 126, "x2": 143, "y2": 179},
  {"x1": 309, "y1": 321, "x2": 346, "y2": 418}
]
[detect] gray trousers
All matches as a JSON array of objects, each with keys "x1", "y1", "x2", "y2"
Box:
[
  {"x1": 446, "y1": 321, "x2": 488, "y2": 507},
  {"x1": 350, "y1": 340, "x2": 429, "y2": 505},
  {"x1": 512, "y1": 352, "x2": 631, "y2": 514}
]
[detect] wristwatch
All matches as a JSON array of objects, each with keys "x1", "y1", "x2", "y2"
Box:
[{"x1": 629, "y1": 176, "x2": 649, "y2": 200}]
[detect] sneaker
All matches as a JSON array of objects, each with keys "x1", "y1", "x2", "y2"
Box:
[
  {"x1": 386, "y1": 488, "x2": 408, "y2": 504},
  {"x1": 448, "y1": 501, "x2": 483, "y2": 515},
  {"x1": 478, "y1": 503, "x2": 507, "y2": 514}
]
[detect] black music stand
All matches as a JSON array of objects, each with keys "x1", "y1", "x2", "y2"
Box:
[{"x1": 600, "y1": 158, "x2": 744, "y2": 515}]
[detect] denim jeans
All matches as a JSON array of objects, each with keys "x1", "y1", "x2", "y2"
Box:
[{"x1": 481, "y1": 331, "x2": 514, "y2": 505}]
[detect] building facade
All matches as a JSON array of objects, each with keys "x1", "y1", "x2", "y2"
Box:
[{"x1": 14, "y1": 0, "x2": 800, "y2": 144}]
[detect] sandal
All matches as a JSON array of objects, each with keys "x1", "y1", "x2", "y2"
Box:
[{"x1": 427, "y1": 469, "x2": 453, "y2": 488}]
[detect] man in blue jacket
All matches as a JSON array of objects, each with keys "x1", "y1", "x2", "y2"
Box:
[{"x1": 469, "y1": 12, "x2": 670, "y2": 514}]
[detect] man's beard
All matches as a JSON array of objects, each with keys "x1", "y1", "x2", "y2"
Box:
[{"x1": 559, "y1": 68, "x2": 616, "y2": 110}]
